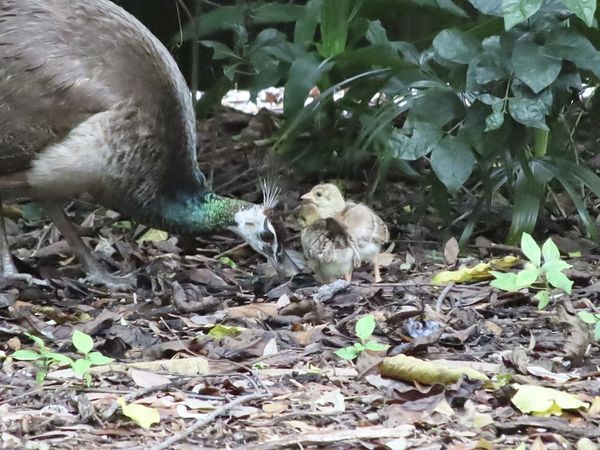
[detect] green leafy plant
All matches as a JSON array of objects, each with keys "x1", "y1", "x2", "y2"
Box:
[
  {"x1": 577, "y1": 311, "x2": 600, "y2": 340},
  {"x1": 12, "y1": 330, "x2": 113, "y2": 385},
  {"x1": 12, "y1": 333, "x2": 73, "y2": 384},
  {"x1": 490, "y1": 233, "x2": 573, "y2": 309},
  {"x1": 179, "y1": 0, "x2": 600, "y2": 243},
  {"x1": 335, "y1": 314, "x2": 389, "y2": 361}
]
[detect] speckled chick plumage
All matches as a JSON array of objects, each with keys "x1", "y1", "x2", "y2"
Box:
[
  {"x1": 301, "y1": 183, "x2": 389, "y2": 282},
  {"x1": 298, "y1": 203, "x2": 360, "y2": 283}
]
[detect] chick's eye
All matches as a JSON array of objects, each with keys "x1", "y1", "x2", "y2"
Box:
[
  {"x1": 316, "y1": 192, "x2": 322, "y2": 197},
  {"x1": 245, "y1": 222, "x2": 255, "y2": 227}
]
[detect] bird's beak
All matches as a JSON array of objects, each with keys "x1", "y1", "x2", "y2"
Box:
[
  {"x1": 301, "y1": 192, "x2": 314, "y2": 202},
  {"x1": 266, "y1": 253, "x2": 287, "y2": 279}
]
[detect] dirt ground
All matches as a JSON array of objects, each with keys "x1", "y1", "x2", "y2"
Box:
[{"x1": 1, "y1": 111, "x2": 599, "y2": 450}]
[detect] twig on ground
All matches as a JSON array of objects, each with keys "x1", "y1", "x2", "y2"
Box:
[{"x1": 149, "y1": 391, "x2": 272, "y2": 450}]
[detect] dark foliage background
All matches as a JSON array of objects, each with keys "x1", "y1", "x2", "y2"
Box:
[{"x1": 112, "y1": 0, "x2": 600, "y2": 245}]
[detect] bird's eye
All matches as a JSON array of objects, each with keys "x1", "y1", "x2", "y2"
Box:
[
  {"x1": 245, "y1": 222, "x2": 255, "y2": 227},
  {"x1": 316, "y1": 191, "x2": 322, "y2": 197},
  {"x1": 260, "y1": 230, "x2": 274, "y2": 244}
]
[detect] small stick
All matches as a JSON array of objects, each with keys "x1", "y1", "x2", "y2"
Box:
[{"x1": 149, "y1": 391, "x2": 272, "y2": 450}]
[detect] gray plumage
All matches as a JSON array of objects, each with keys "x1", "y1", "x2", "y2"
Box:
[
  {"x1": 0, "y1": 0, "x2": 200, "y2": 213},
  {"x1": 0, "y1": 0, "x2": 284, "y2": 285}
]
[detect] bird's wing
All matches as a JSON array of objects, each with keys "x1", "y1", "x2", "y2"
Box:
[
  {"x1": 301, "y1": 219, "x2": 360, "y2": 266},
  {"x1": 0, "y1": 0, "x2": 192, "y2": 176},
  {"x1": 339, "y1": 203, "x2": 389, "y2": 245}
]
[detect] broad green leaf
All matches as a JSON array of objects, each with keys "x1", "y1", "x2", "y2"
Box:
[
  {"x1": 12, "y1": 350, "x2": 42, "y2": 361},
  {"x1": 72, "y1": 358, "x2": 93, "y2": 376},
  {"x1": 25, "y1": 332, "x2": 47, "y2": 350},
  {"x1": 87, "y1": 352, "x2": 114, "y2": 366},
  {"x1": 467, "y1": 53, "x2": 510, "y2": 90},
  {"x1": 364, "y1": 340, "x2": 389, "y2": 352},
  {"x1": 541, "y1": 238, "x2": 561, "y2": 263},
  {"x1": 335, "y1": 347, "x2": 360, "y2": 360},
  {"x1": 318, "y1": 0, "x2": 350, "y2": 58},
  {"x1": 511, "y1": 41, "x2": 561, "y2": 94},
  {"x1": 252, "y1": 4, "x2": 305, "y2": 23},
  {"x1": 294, "y1": 0, "x2": 321, "y2": 47},
  {"x1": 389, "y1": 123, "x2": 443, "y2": 161},
  {"x1": 468, "y1": 0, "x2": 503, "y2": 15},
  {"x1": 561, "y1": 0, "x2": 596, "y2": 26},
  {"x1": 490, "y1": 271, "x2": 519, "y2": 291},
  {"x1": 542, "y1": 260, "x2": 571, "y2": 272},
  {"x1": 520, "y1": 233, "x2": 541, "y2": 266},
  {"x1": 72, "y1": 330, "x2": 94, "y2": 355},
  {"x1": 366, "y1": 20, "x2": 391, "y2": 48},
  {"x1": 356, "y1": 315, "x2": 376, "y2": 341},
  {"x1": 284, "y1": 54, "x2": 330, "y2": 117},
  {"x1": 508, "y1": 97, "x2": 548, "y2": 130},
  {"x1": 502, "y1": 0, "x2": 543, "y2": 30},
  {"x1": 516, "y1": 268, "x2": 540, "y2": 287},
  {"x1": 546, "y1": 271, "x2": 573, "y2": 294},
  {"x1": 577, "y1": 311, "x2": 599, "y2": 325},
  {"x1": 546, "y1": 30, "x2": 600, "y2": 78},
  {"x1": 200, "y1": 41, "x2": 239, "y2": 61},
  {"x1": 433, "y1": 29, "x2": 480, "y2": 64},
  {"x1": 353, "y1": 342, "x2": 366, "y2": 352},
  {"x1": 118, "y1": 397, "x2": 160, "y2": 430},
  {"x1": 534, "y1": 290, "x2": 550, "y2": 309},
  {"x1": 408, "y1": 90, "x2": 464, "y2": 128},
  {"x1": 45, "y1": 352, "x2": 74, "y2": 365},
  {"x1": 485, "y1": 111, "x2": 505, "y2": 131},
  {"x1": 431, "y1": 136, "x2": 475, "y2": 194}
]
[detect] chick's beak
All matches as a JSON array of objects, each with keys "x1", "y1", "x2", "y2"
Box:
[{"x1": 300, "y1": 192, "x2": 314, "y2": 202}]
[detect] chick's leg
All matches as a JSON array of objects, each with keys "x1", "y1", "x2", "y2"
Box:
[
  {"x1": 43, "y1": 203, "x2": 133, "y2": 289},
  {"x1": 344, "y1": 272, "x2": 352, "y2": 282},
  {"x1": 372, "y1": 255, "x2": 382, "y2": 283}
]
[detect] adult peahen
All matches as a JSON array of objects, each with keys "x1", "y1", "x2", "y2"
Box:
[{"x1": 0, "y1": 0, "x2": 284, "y2": 286}]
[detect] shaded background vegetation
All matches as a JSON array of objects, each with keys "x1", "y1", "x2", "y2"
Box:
[{"x1": 112, "y1": 0, "x2": 600, "y2": 245}]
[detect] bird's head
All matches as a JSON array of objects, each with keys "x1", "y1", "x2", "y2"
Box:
[
  {"x1": 228, "y1": 204, "x2": 283, "y2": 272},
  {"x1": 300, "y1": 183, "x2": 345, "y2": 217},
  {"x1": 226, "y1": 179, "x2": 287, "y2": 276}
]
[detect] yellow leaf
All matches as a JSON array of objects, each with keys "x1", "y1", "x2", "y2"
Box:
[
  {"x1": 432, "y1": 256, "x2": 520, "y2": 285},
  {"x1": 207, "y1": 324, "x2": 245, "y2": 339},
  {"x1": 136, "y1": 228, "x2": 169, "y2": 244},
  {"x1": 511, "y1": 384, "x2": 589, "y2": 416},
  {"x1": 379, "y1": 354, "x2": 489, "y2": 386},
  {"x1": 117, "y1": 397, "x2": 160, "y2": 430}
]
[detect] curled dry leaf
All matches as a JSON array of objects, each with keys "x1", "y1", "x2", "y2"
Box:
[{"x1": 379, "y1": 354, "x2": 489, "y2": 386}]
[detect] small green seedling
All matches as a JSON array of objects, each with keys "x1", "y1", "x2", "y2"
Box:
[
  {"x1": 12, "y1": 330, "x2": 113, "y2": 385},
  {"x1": 577, "y1": 311, "x2": 600, "y2": 340},
  {"x1": 490, "y1": 233, "x2": 573, "y2": 309},
  {"x1": 335, "y1": 314, "x2": 389, "y2": 361},
  {"x1": 12, "y1": 333, "x2": 73, "y2": 384}
]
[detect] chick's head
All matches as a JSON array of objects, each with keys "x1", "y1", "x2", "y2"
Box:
[{"x1": 300, "y1": 183, "x2": 345, "y2": 218}]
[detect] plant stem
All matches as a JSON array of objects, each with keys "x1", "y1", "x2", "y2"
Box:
[{"x1": 533, "y1": 128, "x2": 549, "y2": 158}]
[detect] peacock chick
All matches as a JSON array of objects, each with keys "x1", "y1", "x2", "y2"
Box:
[
  {"x1": 0, "y1": 0, "x2": 284, "y2": 287},
  {"x1": 301, "y1": 183, "x2": 389, "y2": 283},
  {"x1": 298, "y1": 203, "x2": 360, "y2": 284}
]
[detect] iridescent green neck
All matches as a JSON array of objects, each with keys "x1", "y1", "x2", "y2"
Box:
[{"x1": 147, "y1": 192, "x2": 250, "y2": 233}]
